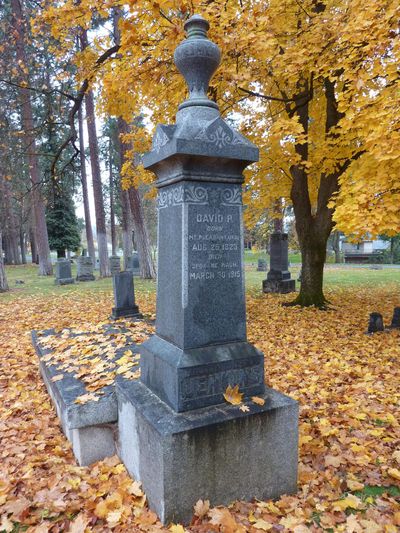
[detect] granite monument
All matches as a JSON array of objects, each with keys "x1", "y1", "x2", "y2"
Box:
[
  {"x1": 117, "y1": 14, "x2": 298, "y2": 524},
  {"x1": 110, "y1": 255, "x2": 121, "y2": 276},
  {"x1": 263, "y1": 232, "x2": 296, "y2": 293},
  {"x1": 55, "y1": 259, "x2": 74, "y2": 285},
  {"x1": 76, "y1": 256, "x2": 95, "y2": 282},
  {"x1": 111, "y1": 271, "x2": 142, "y2": 319}
]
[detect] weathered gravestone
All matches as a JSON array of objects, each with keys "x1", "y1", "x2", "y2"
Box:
[
  {"x1": 390, "y1": 307, "x2": 400, "y2": 328},
  {"x1": 117, "y1": 15, "x2": 298, "y2": 524},
  {"x1": 368, "y1": 312, "x2": 384, "y2": 333},
  {"x1": 55, "y1": 259, "x2": 74, "y2": 285},
  {"x1": 109, "y1": 255, "x2": 121, "y2": 276},
  {"x1": 111, "y1": 271, "x2": 142, "y2": 319},
  {"x1": 76, "y1": 256, "x2": 95, "y2": 282},
  {"x1": 127, "y1": 252, "x2": 140, "y2": 276},
  {"x1": 257, "y1": 258, "x2": 267, "y2": 271},
  {"x1": 263, "y1": 232, "x2": 295, "y2": 293}
]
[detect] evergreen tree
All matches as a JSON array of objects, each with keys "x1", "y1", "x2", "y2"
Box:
[{"x1": 46, "y1": 195, "x2": 81, "y2": 258}]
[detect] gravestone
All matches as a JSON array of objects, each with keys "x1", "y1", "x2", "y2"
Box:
[
  {"x1": 257, "y1": 258, "x2": 267, "y2": 271},
  {"x1": 111, "y1": 271, "x2": 142, "y2": 319},
  {"x1": 390, "y1": 307, "x2": 400, "y2": 328},
  {"x1": 109, "y1": 255, "x2": 121, "y2": 276},
  {"x1": 55, "y1": 259, "x2": 74, "y2": 285},
  {"x1": 76, "y1": 256, "x2": 95, "y2": 282},
  {"x1": 117, "y1": 15, "x2": 298, "y2": 525},
  {"x1": 127, "y1": 252, "x2": 140, "y2": 276},
  {"x1": 263, "y1": 232, "x2": 295, "y2": 293},
  {"x1": 368, "y1": 312, "x2": 384, "y2": 333}
]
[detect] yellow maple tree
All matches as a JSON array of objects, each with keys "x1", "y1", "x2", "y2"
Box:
[{"x1": 36, "y1": 0, "x2": 400, "y2": 306}]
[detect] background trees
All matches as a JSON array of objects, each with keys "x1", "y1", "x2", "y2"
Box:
[{"x1": 1, "y1": 0, "x2": 399, "y2": 301}]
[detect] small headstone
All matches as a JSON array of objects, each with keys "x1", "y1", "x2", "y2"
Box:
[
  {"x1": 55, "y1": 259, "x2": 75, "y2": 285},
  {"x1": 15, "y1": 279, "x2": 25, "y2": 285},
  {"x1": 390, "y1": 307, "x2": 400, "y2": 328},
  {"x1": 76, "y1": 256, "x2": 95, "y2": 282},
  {"x1": 128, "y1": 252, "x2": 140, "y2": 276},
  {"x1": 263, "y1": 233, "x2": 295, "y2": 293},
  {"x1": 257, "y1": 259, "x2": 267, "y2": 271},
  {"x1": 109, "y1": 256, "x2": 121, "y2": 276},
  {"x1": 368, "y1": 312, "x2": 384, "y2": 333},
  {"x1": 111, "y1": 271, "x2": 142, "y2": 319}
]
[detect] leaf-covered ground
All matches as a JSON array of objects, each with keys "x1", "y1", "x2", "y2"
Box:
[{"x1": 1, "y1": 273, "x2": 399, "y2": 532}]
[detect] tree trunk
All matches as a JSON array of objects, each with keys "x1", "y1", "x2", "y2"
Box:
[
  {"x1": 297, "y1": 236, "x2": 327, "y2": 307},
  {"x1": 1, "y1": 176, "x2": 21, "y2": 264},
  {"x1": 77, "y1": 106, "x2": 96, "y2": 263},
  {"x1": 112, "y1": 10, "x2": 154, "y2": 277},
  {"x1": 128, "y1": 188, "x2": 156, "y2": 278},
  {"x1": 332, "y1": 230, "x2": 341, "y2": 263},
  {"x1": 20, "y1": 227, "x2": 26, "y2": 264},
  {"x1": 120, "y1": 189, "x2": 133, "y2": 270},
  {"x1": 109, "y1": 137, "x2": 117, "y2": 255},
  {"x1": 117, "y1": 119, "x2": 155, "y2": 278},
  {"x1": 29, "y1": 224, "x2": 38, "y2": 263},
  {"x1": 0, "y1": 232, "x2": 9, "y2": 292},
  {"x1": 10, "y1": 0, "x2": 52, "y2": 275},
  {"x1": 57, "y1": 249, "x2": 66, "y2": 258},
  {"x1": 80, "y1": 32, "x2": 110, "y2": 277}
]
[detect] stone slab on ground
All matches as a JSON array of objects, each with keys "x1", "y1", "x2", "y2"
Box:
[
  {"x1": 263, "y1": 279, "x2": 296, "y2": 294},
  {"x1": 32, "y1": 327, "x2": 142, "y2": 465},
  {"x1": 117, "y1": 378, "x2": 299, "y2": 525}
]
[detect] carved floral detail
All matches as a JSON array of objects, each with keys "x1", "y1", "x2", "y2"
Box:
[
  {"x1": 152, "y1": 128, "x2": 170, "y2": 151},
  {"x1": 158, "y1": 185, "x2": 242, "y2": 208}
]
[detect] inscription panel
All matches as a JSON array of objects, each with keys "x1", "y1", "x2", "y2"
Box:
[{"x1": 183, "y1": 183, "x2": 246, "y2": 348}]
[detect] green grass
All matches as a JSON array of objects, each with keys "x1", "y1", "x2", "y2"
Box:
[
  {"x1": 245, "y1": 265, "x2": 400, "y2": 291},
  {"x1": 1, "y1": 263, "x2": 156, "y2": 302},
  {"x1": 1, "y1": 262, "x2": 399, "y2": 303}
]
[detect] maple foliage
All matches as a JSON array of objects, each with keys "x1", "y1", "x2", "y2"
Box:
[
  {"x1": 35, "y1": 0, "x2": 400, "y2": 238},
  {"x1": 1, "y1": 277, "x2": 399, "y2": 531}
]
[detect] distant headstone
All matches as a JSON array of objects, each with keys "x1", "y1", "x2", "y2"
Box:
[
  {"x1": 76, "y1": 256, "x2": 95, "y2": 282},
  {"x1": 109, "y1": 256, "x2": 121, "y2": 276},
  {"x1": 116, "y1": 14, "x2": 298, "y2": 525},
  {"x1": 368, "y1": 312, "x2": 384, "y2": 333},
  {"x1": 257, "y1": 258, "x2": 267, "y2": 271},
  {"x1": 55, "y1": 259, "x2": 74, "y2": 285},
  {"x1": 128, "y1": 252, "x2": 140, "y2": 276},
  {"x1": 263, "y1": 233, "x2": 295, "y2": 293},
  {"x1": 111, "y1": 271, "x2": 142, "y2": 319},
  {"x1": 390, "y1": 307, "x2": 400, "y2": 328}
]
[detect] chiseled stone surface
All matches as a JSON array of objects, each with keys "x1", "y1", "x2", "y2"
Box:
[
  {"x1": 117, "y1": 13, "x2": 299, "y2": 523},
  {"x1": 111, "y1": 271, "x2": 142, "y2": 319},
  {"x1": 140, "y1": 14, "x2": 264, "y2": 412},
  {"x1": 31, "y1": 328, "x2": 139, "y2": 465},
  {"x1": 55, "y1": 259, "x2": 74, "y2": 285},
  {"x1": 141, "y1": 336, "x2": 264, "y2": 411},
  {"x1": 263, "y1": 232, "x2": 295, "y2": 293},
  {"x1": 109, "y1": 256, "x2": 121, "y2": 276},
  {"x1": 127, "y1": 253, "x2": 140, "y2": 276},
  {"x1": 76, "y1": 256, "x2": 95, "y2": 282},
  {"x1": 117, "y1": 379, "x2": 299, "y2": 525}
]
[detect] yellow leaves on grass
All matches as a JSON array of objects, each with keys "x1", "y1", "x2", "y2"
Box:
[{"x1": 1, "y1": 283, "x2": 400, "y2": 531}]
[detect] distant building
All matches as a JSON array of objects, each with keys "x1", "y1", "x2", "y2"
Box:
[{"x1": 343, "y1": 238, "x2": 389, "y2": 263}]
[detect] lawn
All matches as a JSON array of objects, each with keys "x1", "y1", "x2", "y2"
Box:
[{"x1": 1, "y1": 264, "x2": 399, "y2": 531}]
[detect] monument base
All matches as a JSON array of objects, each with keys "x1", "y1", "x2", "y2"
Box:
[
  {"x1": 76, "y1": 274, "x2": 95, "y2": 282},
  {"x1": 55, "y1": 277, "x2": 75, "y2": 285},
  {"x1": 140, "y1": 335, "x2": 265, "y2": 412},
  {"x1": 117, "y1": 379, "x2": 298, "y2": 525},
  {"x1": 263, "y1": 278, "x2": 296, "y2": 294},
  {"x1": 111, "y1": 306, "x2": 143, "y2": 319}
]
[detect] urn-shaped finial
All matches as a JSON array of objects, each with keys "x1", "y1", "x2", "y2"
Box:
[{"x1": 174, "y1": 14, "x2": 221, "y2": 111}]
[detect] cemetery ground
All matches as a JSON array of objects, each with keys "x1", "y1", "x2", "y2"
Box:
[{"x1": 1, "y1": 265, "x2": 399, "y2": 532}]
